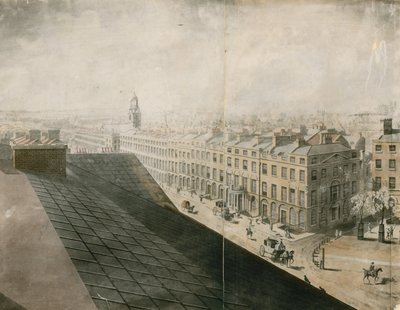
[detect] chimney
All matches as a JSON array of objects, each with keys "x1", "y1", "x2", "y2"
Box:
[
  {"x1": 29, "y1": 129, "x2": 41, "y2": 141},
  {"x1": 48, "y1": 129, "x2": 60, "y2": 141},
  {"x1": 383, "y1": 118, "x2": 393, "y2": 135}
]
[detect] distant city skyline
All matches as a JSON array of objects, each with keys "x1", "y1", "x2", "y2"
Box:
[{"x1": 0, "y1": 1, "x2": 399, "y2": 116}]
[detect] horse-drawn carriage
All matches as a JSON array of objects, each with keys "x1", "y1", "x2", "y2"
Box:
[
  {"x1": 181, "y1": 200, "x2": 196, "y2": 213},
  {"x1": 259, "y1": 238, "x2": 294, "y2": 266},
  {"x1": 213, "y1": 200, "x2": 234, "y2": 221}
]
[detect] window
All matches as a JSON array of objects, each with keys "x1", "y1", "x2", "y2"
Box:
[
  {"x1": 389, "y1": 177, "x2": 396, "y2": 189},
  {"x1": 352, "y1": 152, "x2": 357, "y2": 158},
  {"x1": 262, "y1": 164, "x2": 267, "y2": 175},
  {"x1": 220, "y1": 154, "x2": 224, "y2": 164},
  {"x1": 321, "y1": 168, "x2": 326, "y2": 178},
  {"x1": 311, "y1": 209, "x2": 317, "y2": 225},
  {"x1": 243, "y1": 150, "x2": 248, "y2": 156},
  {"x1": 242, "y1": 177, "x2": 248, "y2": 190},
  {"x1": 235, "y1": 149, "x2": 239, "y2": 154},
  {"x1": 311, "y1": 170, "x2": 317, "y2": 181},
  {"x1": 272, "y1": 165, "x2": 277, "y2": 176},
  {"x1": 206, "y1": 167, "x2": 210, "y2": 179},
  {"x1": 343, "y1": 182, "x2": 349, "y2": 197},
  {"x1": 333, "y1": 166, "x2": 338, "y2": 177},
  {"x1": 243, "y1": 160, "x2": 248, "y2": 170},
  {"x1": 251, "y1": 179, "x2": 257, "y2": 193},
  {"x1": 227, "y1": 157, "x2": 232, "y2": 167},
  {"x1": 234, "y1": 158, "x2": 239, "y2": 169},
  {"x1": 389, "y1": 145, "x2": 396, "y2": 152},
  {"x1": 389, "y1": 159, "x2": 396, "y2": 169},
  {"x1": 252, "y1": 151, "x2": 257, "y2": 157},
  {"x1": 220, "y1": 170, "x2": 224, "y2": 182},
  {"x1": 271, "y1": 184, "x2": 277, "y2": 198},
  {"x1": 375, "y1": 159, "x2": 382, "y2": 169},
  {"x1": 227, "y1": 148, "x2": 232, "y2": 153},
  {"x1": 300, "y1": 158, "x2": 305, "y2": 165},
  {"x1": 352, "y1": 163, "x2": 357, "y2": 173},
  {"x1": 262, "y1": 182, "x2": 267, "y2": 195},
  {"x1": 331, "y1": 208, "x2": 336, "y2": 221},
  {"x1": 299, "y1": 170, "x2": 305, "y2": 182},
  {"x1": 206, "y1": 152, "x2": 210, "y2": 160},
  {"x1": 213, "y1": 153, "x2": 217, "y2": 162},
  {"x1": 331, "y1": 184, "x2": 339, "y2": 202},
  {"x1": 351, "y1": 181, "x2": 357, "y2": 194},
  {"x1": 234, "y1": 175, "x2": 239, "y2": 187},
  {"x1": 290, "y1": 169, "x2": 295, "y2": 180},
  {"x1": 374, "y1": 177, "x2": 381, "y2": 190},
  {"x1": 213, "y1": 168, "x2": 217, "y2": 180},
  {"x1": 290, "y1": 157, "x2": 295, "y2": 163},
  {"x1": 281, "y1": 167, "x2": 287, "y2": 178},
  {"x1": 300, "y1": 191, "x2": 305, "y2": 207},
  {"x1": 226, "y1": 173, "x2": 233, "y2": 186},
  {"x1": 321, "y1": 191, "x2": 327, "y2": 204},
  {"x1": 289, "y1": 189, "x2": 296, "y2": 204},
  {"x1": 252, "y1": 161, "x2": 257, "y2": 173},
  {"x1": 375, "y1": 145, "x2": 382, "y2": 152},
  {"x1": 311, "y1": 190, "x2": 317, "y2": 206},
  {"x1": 281, "y1": 187, "x2": 287, "y2": 202},
  {"x1": 311, "y1": 157, "x2": 317, "y2": 164}
]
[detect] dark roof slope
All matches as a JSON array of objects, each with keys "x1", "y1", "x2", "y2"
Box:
[
  {"x1": 57, "y1": 153, "x2": 353, "y2": 310},
  {"x1": 68, "y1": 154, "x2": 175, "y2": 210},
  {"x1": 28, "y1": 173, "x2": 245, "y2": 310}
]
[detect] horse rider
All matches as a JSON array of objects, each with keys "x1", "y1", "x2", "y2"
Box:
[{"x1": 369, "y1": 262, "x2": 375, "y2": 272}]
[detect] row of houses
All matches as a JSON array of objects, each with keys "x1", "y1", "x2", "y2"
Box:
[{"x1": 117, "y1": 124, "x2": 368, "y2": 232}]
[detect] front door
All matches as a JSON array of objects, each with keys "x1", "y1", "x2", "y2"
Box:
[{"x1": 280, "y1": 210, "x2": 287, "y2": 225}]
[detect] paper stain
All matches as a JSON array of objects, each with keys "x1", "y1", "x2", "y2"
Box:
[{"x1": 5, "y1": 206, "x2": 16, "y2": 218}]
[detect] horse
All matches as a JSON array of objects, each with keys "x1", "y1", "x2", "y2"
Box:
[
  {"x1": 363, "y1": 267, "x2": 383, "y2": 284},
  {"x1": 280, "y1": 250, "x2": 295, "y2": 267}
]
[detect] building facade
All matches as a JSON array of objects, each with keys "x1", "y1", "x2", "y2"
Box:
[{"x1": 372, "y1": 119, "x2": 400, "y2": 211}]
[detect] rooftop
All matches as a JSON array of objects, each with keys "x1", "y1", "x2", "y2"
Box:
[{"x1": 0, "y1": 153, "x2": 353, "y2": 309}]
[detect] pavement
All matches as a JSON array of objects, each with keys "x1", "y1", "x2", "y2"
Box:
[{"x1": 163, "y1": 187, "x2": 400, "y2": 310}]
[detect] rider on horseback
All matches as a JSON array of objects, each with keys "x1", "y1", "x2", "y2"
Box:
[{"x1": 369, "y1": 262, "x2": 375, "y2": 272}]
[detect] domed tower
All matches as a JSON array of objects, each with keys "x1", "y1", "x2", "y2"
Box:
[{"x1": 128, "y1": 91, "x2": 141, "y2": 130}]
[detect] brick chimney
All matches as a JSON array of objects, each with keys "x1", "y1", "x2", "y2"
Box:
[
  {"x1": 48, "y1": 129, "x2": 60, "y2": 141},
  {"x1": 383, "y1": 118, "x2": 393, "y2": 135},
  {"x1": 29, "y1": 130, "x2": 41, "y2": 141}
]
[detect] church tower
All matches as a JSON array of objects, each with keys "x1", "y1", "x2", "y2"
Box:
[{"x1": 129, "y1": 91, "x2": 141, "y2": 130}]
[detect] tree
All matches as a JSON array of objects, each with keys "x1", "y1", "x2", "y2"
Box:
[
  {"x1": 370, "y1": 187, "x2": 391, "y2": 225},
  {"x1": 351, "y1": 191, "x2": 374, "y2": 240},
  {"x1": 350, "y1": 192, "x2": 374, "y2": 222}
]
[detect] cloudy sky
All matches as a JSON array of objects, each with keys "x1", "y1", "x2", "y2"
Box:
[{"x1": 0, "y1": 0, "x2": 398, "y2": 118}]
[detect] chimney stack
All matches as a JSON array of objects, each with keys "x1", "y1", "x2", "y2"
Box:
[
  {"x1": 29, "y1": 129, "x2": 41, "y2": 141},
  {"x1": 48, "y1": 129, "x2": 60, "y2": 141},
  {"x1": 383, "y1": 118, "x2": 393, "y2": 135}
]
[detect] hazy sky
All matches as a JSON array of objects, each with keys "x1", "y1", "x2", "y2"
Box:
[{"x1": 0, "y1": 0, "x2": 399, "y2": 118}]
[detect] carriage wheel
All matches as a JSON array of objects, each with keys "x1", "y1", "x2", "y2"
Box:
[{"x1": 259, "y1": 245, "x2": 265, "y2": 257}]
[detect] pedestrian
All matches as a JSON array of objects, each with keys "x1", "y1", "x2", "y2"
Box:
[{"x1": 368, "y1": 222, "x2": 372, "y2": 233}]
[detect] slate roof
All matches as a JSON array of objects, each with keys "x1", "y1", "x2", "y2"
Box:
[{"x1": 26, "y1": 154, "x2": 353, "y2": 310}]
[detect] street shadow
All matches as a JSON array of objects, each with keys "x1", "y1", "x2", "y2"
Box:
[
  {"x1": 323, "y1": 268, "x2": 341, "y2": 272},
  {"x1": 377, "y1": 277, "x2": 397, "y2": 285},
  {"x1": 360, "y1": 237, "x2": 378, "y2": 242},
  {"x1": 289, "y1": 266, "x2": 304, "y2": 271}
]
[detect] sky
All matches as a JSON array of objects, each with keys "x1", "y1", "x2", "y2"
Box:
[{"x1": 0, "y1": 0, "x2": 399, "y2": 119}]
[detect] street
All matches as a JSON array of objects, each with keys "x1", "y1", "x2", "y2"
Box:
[{"x1": 163, "y1": 187, "x2": 400, "y2": 310}]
